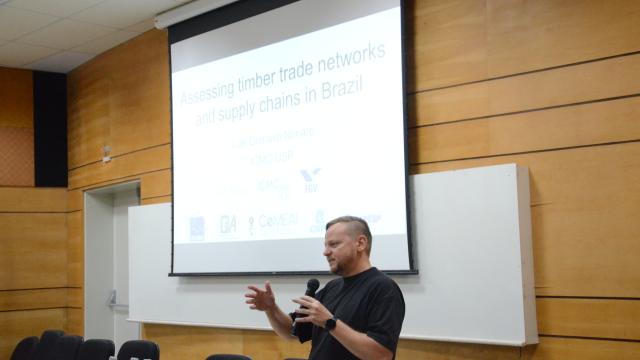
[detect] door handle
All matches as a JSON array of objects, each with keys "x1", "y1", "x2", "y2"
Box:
[{"x1": 107, "y1": 289, "x2": 129, "y2": 310}]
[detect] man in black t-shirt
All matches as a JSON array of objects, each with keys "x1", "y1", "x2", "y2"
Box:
[{"x1": 245, "y1": 216, "x2": 405, "y2": 359}]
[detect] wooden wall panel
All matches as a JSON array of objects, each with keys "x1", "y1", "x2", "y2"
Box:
[
  {"x1": 0, "y1": 67, "x2": 32, "y2": 128},
  {"x1": 142, "y1": 324, "x2": 312, "y2": 360},
  {"x1": 485, "y1": 0, "x2": 640, "y2": 78},
  {"x1": 67, "y1": 30, "x2": 170, "y2": 169},
  {"x1": 66, "y1": 212, "x2": 83, "y2": 288},
  {"x1": 141, "y1": 196, "x2": 172, "y2": 205},
  {"x1": 67, "y1": 191, "x2": 82, "y2": 212},
  {"x1": 108, "y1": 32, "x2": 171, "y2": 157},
  {"x1": 140, "y1": 169, "x2": 171, "y2": 200},
  {"x1": 411, "y1": 53, "x2": 640, "y2": 126},
  {"x1": 67, "y1": 65, "x2": 111, "y2": 169},
  {"x1": 142, "y1": 324, "x2": 246, "y2": 360},
  {"x1": 415, "y1": 142, "x2": 640, "y2": 298},
  {"x1": 410, "y1": 96, "x2": 640, "y2": 163},
  {"x1": 522, "y1": 336, "x2": 640, "y2": 360},
  {"x1": 0, "y1": 213, "x2": 67, "y2": 290},
  {"x1": 242, "y1": 330, "x2": 310, "y2": 360},
  {"x1": 0, "y1": 309, "x2": 65, "y2": 360},
  {"x1": 0, "y1": 289, "x2": 67, "y2": 312},
  {"x1": 409, "y1": 0, "x2": 640, "y2": 90},
  {"x1": 67, "y1": 288, "x2": 82, "y2": 309},
  {"x1": 397, "y1": 338, "x2": 520, "y2": 360},
  {"x1": 65, "y1": 308, "x2": 83, "y2": 336},
  {"x1": 67, "y1": 144, "x2": 170, "y2": 190},
  {"x1": 537, "y1": 298, "x2": 640, "y2": 340},
  {"x1": 0, "y1": 187, "x2": 66, "y2": 212},
  {"x1": 407, "y1": 0, "x2": 488, "y2": 91}
]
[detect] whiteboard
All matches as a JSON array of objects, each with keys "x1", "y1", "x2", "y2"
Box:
[{"x1": 128, "y1": 163, "x2": 538, "y2": 346}]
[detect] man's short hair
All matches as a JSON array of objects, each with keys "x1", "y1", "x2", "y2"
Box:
[{"x1": 326, "y1": 216, "x2": 372, "y2": 255}]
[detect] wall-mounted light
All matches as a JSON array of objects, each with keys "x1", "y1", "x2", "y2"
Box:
[{"x1": 102, "y1": 145, "x2": 111, "y2": 163}]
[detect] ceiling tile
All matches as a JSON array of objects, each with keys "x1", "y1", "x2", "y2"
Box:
[
  {"x1": 5, "y1": 0, "x2": 104, "y2": 17},
  {"x1": 25, "y1": 50, "x2": 95, "y2": 73},
  {"x1": 19, "y1": 19, "x2": 114, "y2": 50},
  {"x1": 0, "y1": 5, "x2": 58, "y2": 41},
  {"x1": 125, "y1": 18, "x2": 155, "y2": 33},
  {"x1": 0, "y1": 41, "x2": 58, "y2": 67},
  {"x1": 70, "y1": 0, "x2": 178, "y2": 29},
  {"x1": 72, "y1": 30, "x2": 140, "y2": 55}
]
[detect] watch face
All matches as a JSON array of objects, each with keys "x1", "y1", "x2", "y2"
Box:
[{"x1": 325, "y1": 317, "x2": 337, "y2": 331}]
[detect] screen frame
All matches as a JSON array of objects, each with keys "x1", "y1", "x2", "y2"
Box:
[{"x1": 167, "y1": 0, "x2": 416, "y2": 276}]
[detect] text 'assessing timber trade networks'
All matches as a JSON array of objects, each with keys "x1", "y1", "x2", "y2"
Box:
[{"x1": 179, "y1": 42, "x2": 387, "y2": 126}]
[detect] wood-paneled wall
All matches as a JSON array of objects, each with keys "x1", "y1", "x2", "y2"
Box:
[
  {"x1": 0, "y1": 188, "x2": 71, "y2": 360},
  {"x1": 58, "y1": 0, "x2": 640, "y2": 359},
  {"x1": 0, "y1": 67, "x2": 34, "y2": 186}
]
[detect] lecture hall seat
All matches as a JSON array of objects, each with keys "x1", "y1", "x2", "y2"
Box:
[
  {"x1": 32, "y1": 330, "x2": 65, "y2": 360},
  {"x1": 76, "y1": 339, "x2": 115, "y2": 360},
  {"x1": 51, "y1": 335, "x2": 83, "y2": 360},
  {"x1": 117, "y1": 340, "x2": 160, "y2": 360},
  {"x1": 9, "y1": 336, "x2": 39, "y2": 360},
  {"x1": 206, "y1": 355, "x2": 252, "y2": 360}
]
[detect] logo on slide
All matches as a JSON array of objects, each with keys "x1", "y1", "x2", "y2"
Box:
[
  {"x1": 190, "y1": 217, "x2": 205, "y2": 242},
  {"x1": 310, "y1": 210, "x2": 325, "y2": 233},
  {"x1": 300, "y1": 168, "x2": 321, "y2": 193},
  {"x1": 220, "y1": 215, "x2": 237, "y2": 234}
]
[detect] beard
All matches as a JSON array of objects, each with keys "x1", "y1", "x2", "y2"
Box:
[
  {"x1": 328, "y1": 256, "x2": 351, "y2": 276},
  {"x1": 330, "y1": 261, "x2": 343, "y2": 275}
]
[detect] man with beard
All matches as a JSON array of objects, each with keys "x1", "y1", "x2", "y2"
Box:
[{"x1": 245, "y1": 216, "x2": 405, "y2": 359}]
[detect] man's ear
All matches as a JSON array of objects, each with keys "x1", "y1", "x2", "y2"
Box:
[{"x1": 356, "y1": 234, "x2": 368, "y2": 252}]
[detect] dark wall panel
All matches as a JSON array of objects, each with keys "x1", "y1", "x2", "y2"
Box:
[{"x1": 33, "y1": 71, "x2": 67, "y2": 187}]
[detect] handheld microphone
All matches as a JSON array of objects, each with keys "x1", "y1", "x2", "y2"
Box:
[
  {"x1": 291, "y1": 278, "x2": 320, "y2": 336},
  {"x1": 303, "y1": 278, "x2": 320, "y2": 297}
]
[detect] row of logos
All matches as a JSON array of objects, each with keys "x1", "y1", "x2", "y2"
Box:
[
  {"x1": 188, "y1": 211, "x2": 383, "y2": 242},
  {"x1": 189, "y1": 211, "x2": 326, "y2": 241}
]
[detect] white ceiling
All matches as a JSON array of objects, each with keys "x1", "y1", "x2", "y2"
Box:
[{"x1": 0, "y1": 0, "x2": 191, "y2": 73}]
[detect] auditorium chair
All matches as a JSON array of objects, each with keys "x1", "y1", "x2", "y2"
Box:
[
  {"x1": 51, "y1": 335, "x2": 83, "y2": 360},
  {"x1": 76, "y1": 339, "x2": 115, "y2": 360},
  {"x1": 9, "y1": 336, "x2": 39, "y2": 360},
  {"x1": 117, "y1": 340, "x2": 160, "y2": 360},
  {"x1": 32, "y1": 330, "x2": 65, "y2": 360},
  {"x1": 206, "y1": 355, "x2": 252, "y2": 360}
]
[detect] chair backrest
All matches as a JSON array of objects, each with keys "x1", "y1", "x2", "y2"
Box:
[
  {"x1": 51, "y1": 335, "x2": 83, "y2": 360},
  {"x1": 32, "y1": 330, "x2": 65, "y2": 360},
  {"x1": 76, "y1": 339, "x2": 115, "y2": 360},
  {"x1": 206, "y1": 355, "x2": 252, "y2": 360},
  {"x1": 10, "y1": 336, "x2": 39, "y2": 360},
  {"x1": 117, "y1": 340, "x2": 159, "y2": 360}
]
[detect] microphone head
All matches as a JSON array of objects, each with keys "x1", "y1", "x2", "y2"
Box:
[{"x1": 306, "y1": 278, "x2": 320, "y2": 296}]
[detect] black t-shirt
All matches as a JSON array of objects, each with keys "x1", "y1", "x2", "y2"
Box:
[{"x1": 293, "y1": 267, "x2": 405, "y2": 359}]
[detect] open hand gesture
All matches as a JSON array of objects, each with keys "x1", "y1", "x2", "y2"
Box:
[{"x1": 245, "y1": 281, "x2": 276, "y2": 312}]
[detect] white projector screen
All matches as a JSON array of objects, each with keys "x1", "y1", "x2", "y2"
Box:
[{"x1": 170, "y1": 0, "x2": 413, "y2": 275}]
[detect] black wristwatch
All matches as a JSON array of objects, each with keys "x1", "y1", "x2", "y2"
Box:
[{"x1": 325, "y1": 315, "x2": 338, "y2": 331}]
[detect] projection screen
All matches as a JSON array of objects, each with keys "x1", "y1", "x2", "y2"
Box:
[{"x1": 170, "y1": 0, "x2": 413, "y2": 275}]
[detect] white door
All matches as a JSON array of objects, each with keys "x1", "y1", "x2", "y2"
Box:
[{"x1": 84, "y1": 181, "x2": 140, "y2": 352}]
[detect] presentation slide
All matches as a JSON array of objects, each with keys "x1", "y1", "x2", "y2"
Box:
[{"x1": 171, "y1": 0, "x2": 411, "y2": 274}]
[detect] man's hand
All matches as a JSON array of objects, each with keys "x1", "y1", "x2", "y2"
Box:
[
  {"x1": 292, "y1": 295, "x2": 333, "y2": 327},
  {"x1": 245, "y1": 281, "x2": 276, "y2": 312}
]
